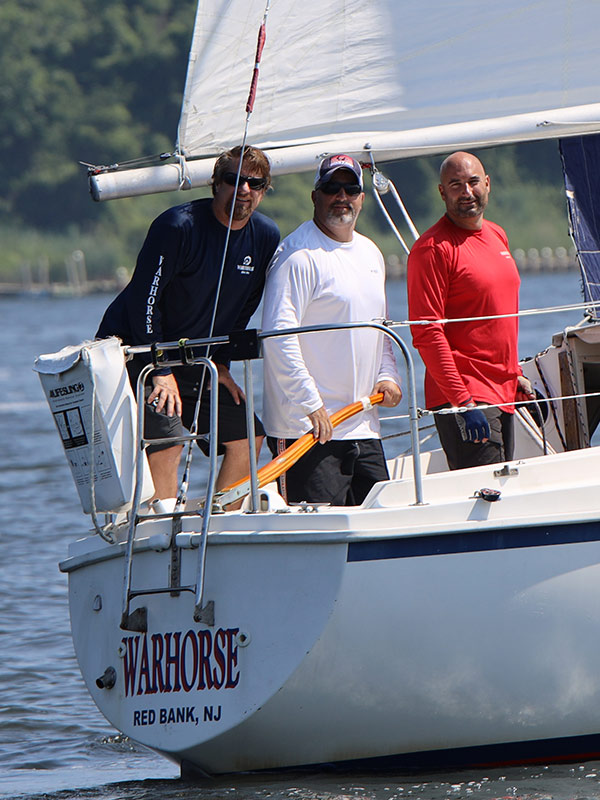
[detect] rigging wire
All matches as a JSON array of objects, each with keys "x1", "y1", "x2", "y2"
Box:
[
  {"x1": 366, "y1": 150, "x2": 419, "y2": 255},
  {"x1": 175, "y1": 1, "x2": 272, "y2": 512},
  {"x1": 371, "y1": 183, "x2": 411, "y2": 255},
  {"x1": 207, "y1": 0, "x2": 270, "y2": 345}
]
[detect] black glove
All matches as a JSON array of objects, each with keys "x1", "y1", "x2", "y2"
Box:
[{"x1": 462, "y1": 407, "x2": 490, "y2": 442}]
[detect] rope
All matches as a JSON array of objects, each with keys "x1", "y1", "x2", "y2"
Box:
[
  {"x1": 82, "y1": 151, "x2": 175, "y2": 175},
  {"x1": 516, "y1": 405, "x2": 554, "y2": 455},
  {"x1": 81, "y1": 346, "x2": 116, "y2": 544},
  {"x1": 215, "y1": 393, "x2": 384, "y2": 509},
  {"x1": 176, "y1": 152, "x2": 192, "y2": 190},
  {"x1": 535, "y1": 352, "x2": 568, "y2": 450}
]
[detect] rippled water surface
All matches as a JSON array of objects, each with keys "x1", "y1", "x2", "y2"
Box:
[{"x1": 1, "y1": 274, "x2": 597, "y2": 800}]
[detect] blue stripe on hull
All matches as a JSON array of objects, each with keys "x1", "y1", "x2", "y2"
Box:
[
  {"x1": 347, "y1": 521, "x2": 600, "y2": 562},
  {"x1": 312, "y1": 732, "x2": 600, "y2": 772},
  {"x1": 197, "y1": 733, "x2": 600, "y2": 777}
]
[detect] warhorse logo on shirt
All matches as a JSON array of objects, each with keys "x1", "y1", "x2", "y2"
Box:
[
  {"x1": 121, "y1": 627, "x2": 241, "y2": 697},
  {"x1": 146, "y1": 260, "x2": 163, "y2": 333}
]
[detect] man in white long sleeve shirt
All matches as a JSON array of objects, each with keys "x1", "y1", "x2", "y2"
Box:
[{"x1": 262, "y1": 154, "x2": 402, "y2": 505}]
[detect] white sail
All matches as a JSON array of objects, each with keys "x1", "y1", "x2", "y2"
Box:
[{"x1": 92, "y1": 0, "x2": 600, "y2": 200}]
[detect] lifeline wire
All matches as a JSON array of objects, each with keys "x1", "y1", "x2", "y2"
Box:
[
  {"x1": 389, "y1": 299, "x2": 600, "y2": 328},
  {"x1": 377, "y1": 388, "x2": 600, "y2": 424}
]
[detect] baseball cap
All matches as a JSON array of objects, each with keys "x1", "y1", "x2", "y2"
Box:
[{"x1": 314, "y1": 154, "x2": 364, "y2": 190}]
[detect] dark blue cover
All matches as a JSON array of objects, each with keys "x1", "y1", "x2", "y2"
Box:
[{"x1": 560, "y1": 134, "x2": 600, "y2": 313}]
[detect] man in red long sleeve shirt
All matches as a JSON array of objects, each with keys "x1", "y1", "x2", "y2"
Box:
[{"x1": 407, "y1": 151, "x2": 533, "y2": 470}]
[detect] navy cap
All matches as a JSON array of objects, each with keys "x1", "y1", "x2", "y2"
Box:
[{"x1": 314, "y1": 154, "x2": 363, "y2": 190}]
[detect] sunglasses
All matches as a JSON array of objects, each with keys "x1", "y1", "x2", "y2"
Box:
[
  {"x1": 222, "y1": 171, "x2": 267, "y2": 191},
  {"x1": 318, "y1": 181, "x2": 362, "y2": 196}
]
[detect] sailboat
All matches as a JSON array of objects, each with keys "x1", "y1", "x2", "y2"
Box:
[{"x1": 35, "y1": 0, "x2": 600, "y2": 776}]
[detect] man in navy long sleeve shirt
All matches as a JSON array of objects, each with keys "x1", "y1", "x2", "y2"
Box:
[{"x1": 97, "y1": 146, "x2": 280, "y2": 504}]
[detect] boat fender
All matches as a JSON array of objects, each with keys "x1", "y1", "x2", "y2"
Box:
[
  {"x1": 96, "y1": 666, "x2": 117, "y2": 690},
  {"x1": 474, "y1": 488, "x2": 501, "y2": 502}
]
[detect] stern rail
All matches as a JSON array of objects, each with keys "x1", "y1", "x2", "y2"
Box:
[{"x1": 119, "y1": 323, "x2": 423, "y2": 630}]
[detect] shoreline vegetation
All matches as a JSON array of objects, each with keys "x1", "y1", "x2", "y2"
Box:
[
  {"x1": 0, "y1": 244, "x2": 579, "y2": 298},
  {"x1": 0, "y1": 147, "x2": 577, "y2": 298}
]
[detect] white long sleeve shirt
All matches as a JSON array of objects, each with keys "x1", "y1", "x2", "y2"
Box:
[{"x1": 262, "y1": 220, "x2": 399, "y2": 440}]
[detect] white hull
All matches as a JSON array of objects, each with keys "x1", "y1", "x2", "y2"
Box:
[{"x1": 61, "y1": 441, "x2": 600, "y2": 773}]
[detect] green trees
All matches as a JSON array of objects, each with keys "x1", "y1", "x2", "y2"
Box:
[
  {"x1": 0, "y1": 0, "x2": 195, "y2": 227},
  {"x1": 0, "y1": 0, "x2": 572, "y2": 283}
]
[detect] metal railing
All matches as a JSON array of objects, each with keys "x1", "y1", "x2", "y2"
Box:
[{"x1": 118, "y1": 322, "x2": 423, "y2": 630}]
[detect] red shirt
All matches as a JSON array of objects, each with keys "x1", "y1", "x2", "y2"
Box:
[{"x1": 407, "y1": 215, "x2": 521, "y2": 411}]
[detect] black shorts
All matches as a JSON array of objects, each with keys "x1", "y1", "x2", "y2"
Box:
[
  {"x1": 434, "y1": 405, "x2": 514, "y2": 470},
  {"x1": 127, "y1": 359, "x2": 265, "y2": 456},
  {"x1": 267, "y1": 436, "x2": 389, "y2": 506}
]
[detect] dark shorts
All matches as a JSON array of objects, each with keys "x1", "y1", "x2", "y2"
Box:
[
  {"x1": 434, "y1": 405, "x2": 514, "y2": 471},
  {"x1": 267, "y1": 436, "x2": 389, "y2": 506},
  {"x1": 127, "y1": 359, "x2": 265, "y2": 456}
]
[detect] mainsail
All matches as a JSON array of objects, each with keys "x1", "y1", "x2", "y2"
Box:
[{"x1": 91, "y1": 0, "x2": 600, "y2": 201}]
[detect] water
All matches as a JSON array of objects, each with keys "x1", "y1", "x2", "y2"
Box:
[{"x1": 2, "y1": 272, "x2": 600, "y2": 800}]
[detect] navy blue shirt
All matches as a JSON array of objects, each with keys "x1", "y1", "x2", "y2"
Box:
[{"x1": 97, "y1": 198, "x2": 279, "y2": 364}]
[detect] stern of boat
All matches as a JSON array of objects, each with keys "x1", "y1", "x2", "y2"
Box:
[{"x1": 60, "y1": 518, "x2": 348, "y2": 763}]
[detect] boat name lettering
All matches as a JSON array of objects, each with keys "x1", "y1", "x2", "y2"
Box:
[
  {"x1": 49, "y1": 382, "x2": 85, "y2": 398},
  {"x1": 121, "y1": 627, "x2": 240, "y2": 697}
]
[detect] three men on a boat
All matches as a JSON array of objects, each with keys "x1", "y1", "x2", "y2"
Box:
[{"x1": 98, "y1": 147, "x2": 533, "y2": 505}]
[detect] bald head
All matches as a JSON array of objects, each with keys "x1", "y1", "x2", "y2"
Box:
[
  {"x1": 438, "y1": 151, "x2": 490, "y2": 230},
  {"x1": 439, "y1": 151, "x2": 486, "y2": 182}
]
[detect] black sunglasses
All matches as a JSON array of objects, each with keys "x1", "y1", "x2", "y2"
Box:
[
  {"x1": 222, "y1": 171, "x2": 267, "y2": 190},
  {"x1": 318, "y1": 181, "x2": 362, "y2": 196}
]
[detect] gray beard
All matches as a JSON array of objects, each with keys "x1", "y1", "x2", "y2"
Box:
[{"x1": 327, "y1": 207, "x2": 356, "y2": 226}]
